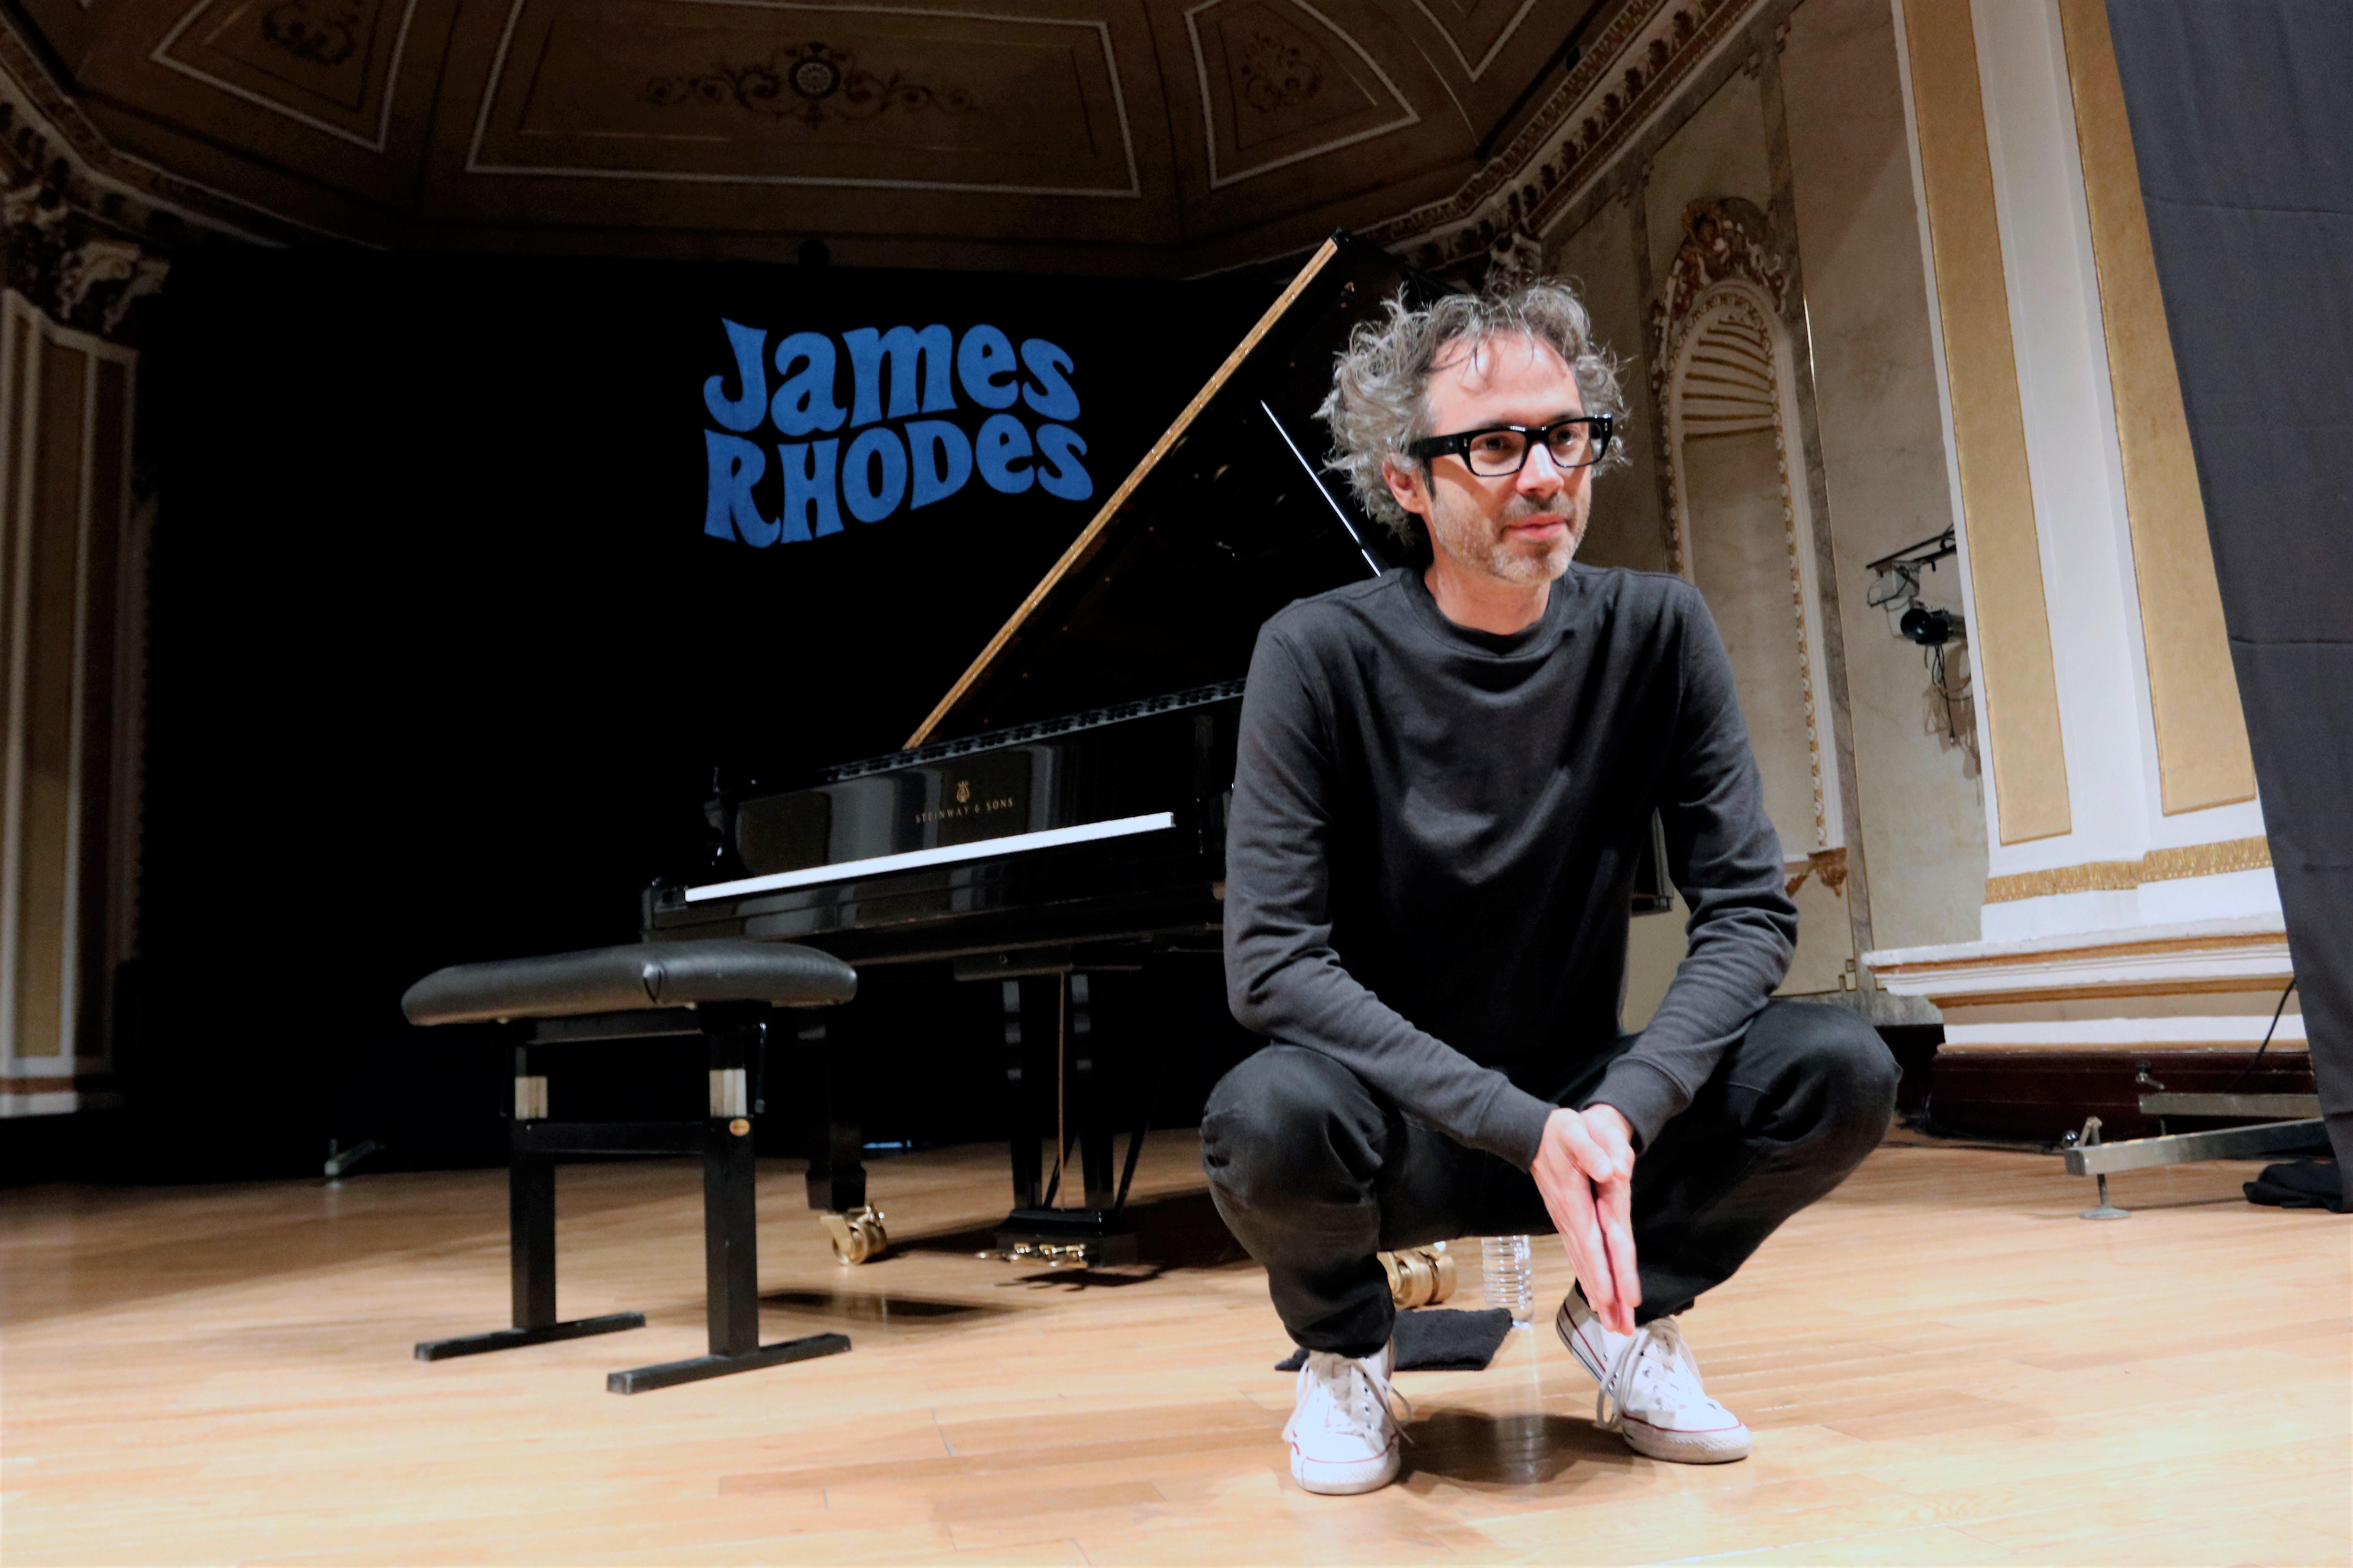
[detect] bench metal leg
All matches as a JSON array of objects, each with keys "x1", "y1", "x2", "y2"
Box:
[
  {"x1": 606, "y1": 1017, "x2": 851, "y2": 1393},
  {"x1": 416, "y1": 1053, "x2": 649, "y2": 1361},
  {"x1": 418, "y1": 1316, "x2": 649, "y2": 1361},
  {"x1": 514, "y1": 1144, "x2": 556, "y2": 1327}
]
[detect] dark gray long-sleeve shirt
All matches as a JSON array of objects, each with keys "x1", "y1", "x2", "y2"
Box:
[{"x1": 1222, "y1": 564, "x2": 1797, "y2": 1168}]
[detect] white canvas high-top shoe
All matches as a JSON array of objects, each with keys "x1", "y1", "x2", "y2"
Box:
[
  {"x1": 1557, "y1": 1284, "x2": 1752, "y2": 1463},
  {"x1": 1282, "y1": 1341, "x2": 1409, "y2": 1493}
]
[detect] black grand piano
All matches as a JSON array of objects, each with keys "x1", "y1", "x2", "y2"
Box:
[
  {"x1": 643, "y1": 232, "x2": 1428, "y2": 1262},
  {"x1": 646, "y1": 234, "x2": 1667, "y2": 1264}
]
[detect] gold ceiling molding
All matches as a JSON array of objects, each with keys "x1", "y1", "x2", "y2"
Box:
[
  {"x1": 1984, "y1": 836, "x2": 2273, "y2": 903},
  {"x1": 2054, "y1": 0, "x2": 2256, "y2": 818},
  {"x1": 1363, "y1": 0, "x2": 1757, "y2": 268},
  {"x1": 0, "y1": 20, "x2": 291, "y2": 251}
]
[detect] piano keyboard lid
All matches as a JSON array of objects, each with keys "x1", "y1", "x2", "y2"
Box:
[{"x1": 903, "y1": 231, "x2": 1453, "y2": 748}]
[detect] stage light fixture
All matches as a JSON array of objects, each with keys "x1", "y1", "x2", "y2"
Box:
[{"x1": 1900, "y1": 604, "x2": 1962, "y2": 646}]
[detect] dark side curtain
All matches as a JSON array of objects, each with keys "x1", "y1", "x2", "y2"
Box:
[{"x1": 2104, "y1": 1, "x2": 2353, "y2": 1170}]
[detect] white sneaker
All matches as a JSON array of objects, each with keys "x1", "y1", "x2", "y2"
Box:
[
  {"x1": 1555, "y1": 1285, "x2": 1752, "y2": 1463},
  {"x1": 1282, "y1": 1341, "x2": 1409, "y2": 1494}
]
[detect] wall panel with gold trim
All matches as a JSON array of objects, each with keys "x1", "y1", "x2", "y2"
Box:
[
  {"x1": 1898, "y1": 0, "x2": 2070, "y2": 848},
  {"x1": 0, "y1": 293, "x2": 137, "y2": 1117},
  {"x1": 2054, "y1": 0, "x2": 2256, "y2": 819}
]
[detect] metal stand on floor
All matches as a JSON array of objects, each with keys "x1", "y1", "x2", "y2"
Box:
[{"x1": 2061, "y1": 1094, "x2": 2328, "y2": 1220}]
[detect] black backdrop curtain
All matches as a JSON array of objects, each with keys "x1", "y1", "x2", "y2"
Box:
[
  {"x1": 131, "y1": 253, "x2": 1277, "y2": 1180},
  {"x1": 2104, "y1": 1, "x2": 2353, "y2": 1171}
]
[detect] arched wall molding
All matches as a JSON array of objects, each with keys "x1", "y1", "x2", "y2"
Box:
[{"x1": 1650, "y1": 198, "x2": 1842, "y2": 864}]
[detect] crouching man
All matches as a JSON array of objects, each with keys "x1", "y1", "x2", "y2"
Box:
[{"x1": 1204, "y1": 277, "x2": 1898, "y2": 1495}]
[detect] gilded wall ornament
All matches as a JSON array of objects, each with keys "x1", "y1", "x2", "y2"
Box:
[
  {"x1": 646, "y1": 44, "x2": 975, "y2": 128},
  {"x1": 1649, "y1": 197, "x2": 1787, "y2": 358}
]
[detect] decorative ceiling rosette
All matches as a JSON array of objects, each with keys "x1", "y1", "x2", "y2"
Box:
[{"x1": 645, "y1": 44, "x2": 976, "y2": 129}]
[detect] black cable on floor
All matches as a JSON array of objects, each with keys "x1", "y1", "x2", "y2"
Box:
[{"x1": 2221, "y1": 979, "x2": 2299, "y2": 1096}]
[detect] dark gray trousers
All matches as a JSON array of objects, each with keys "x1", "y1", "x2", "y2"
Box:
[{"x1": 1201, "y1": 999, "x2": 1898, "y2": 1355}]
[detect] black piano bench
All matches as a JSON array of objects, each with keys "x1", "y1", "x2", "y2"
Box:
[{"x1": 400, "y1": 939, "x2": 857, "y2": 1394}]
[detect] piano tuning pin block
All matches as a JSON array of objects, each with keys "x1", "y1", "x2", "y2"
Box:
[{"x1": 819, "y1": 1206, "x2": 889, "y2": 1265}]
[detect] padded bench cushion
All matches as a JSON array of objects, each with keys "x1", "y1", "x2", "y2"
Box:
[{"x1": 402, "y1": 939, "x2": 856, "y2": 1026}]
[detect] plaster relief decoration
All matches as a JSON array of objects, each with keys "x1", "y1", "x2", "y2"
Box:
[
  {"x1": 1484, "y1": 227, "x2": 1542, "y2": 286},
  {"x1": 645, "y1": 42, "x2": 975, "y2": 127},
  {"x1": 151, "y1": 0, "x2": 421, "y2": 149},
  {"x1": 0, "y1": 176, "x2": 168, "y2": 341},
  {"x1": 1651, "y1": 198, "x2": 1847, "y2": 988},
  {"x1": 1185, "y1": 0, "x2": 1417, "y2": 187},
  {"x1": 261, "y1": 0, "x2": 367, "y2": 65},
  {"x1": 467, "y1": 0, "x2": 1139, "y2": 197},
  {"x1": 1235, "y1": 26, "x2": 1322, "y2": 112},
  {"x1": 1651, "y1": 194, "x2": 1786, "y2": 334},
  {"x1": 1366, "y1": 0, "x2": 1758, "y2": 272}
]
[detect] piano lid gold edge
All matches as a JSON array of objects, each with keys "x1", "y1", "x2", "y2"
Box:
[{"x1": 904, "y1": 234, "x2": 1347, "y2": 748}]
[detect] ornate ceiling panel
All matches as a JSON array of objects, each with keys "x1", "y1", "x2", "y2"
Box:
[
  {"x1": 468, "y1": 0, "x2": 1142, "y2": 196},
  {"x1": 1187, "y1": 0, "x2": 1413, "y2": 187},
  {"x1": 152, "y1": 0, "x2": 421, "y2": 149},
  {"x1": 2, "y1": 0, "x2": 1642, "y2": 270}
]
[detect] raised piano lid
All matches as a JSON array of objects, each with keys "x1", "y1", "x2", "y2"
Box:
[{"x1": 903, "y1": 231, "x2": 1449, "y2": 747}]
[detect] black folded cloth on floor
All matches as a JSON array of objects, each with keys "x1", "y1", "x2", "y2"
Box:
[
  {"x1": 2244, "y1": 1157, "x2": 2348, "y2": 1213},
  {"x1": 1276, "y1": 1307, "x2": 1518, "y2": 1372}
]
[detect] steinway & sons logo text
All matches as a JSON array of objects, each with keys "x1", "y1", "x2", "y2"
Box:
[
  {"x1": 702, "y1": 320, "x2": 1094, "y2": 547},
  {"x1": 915, "y1": 776, "x2": 1018, "y2": 825}
]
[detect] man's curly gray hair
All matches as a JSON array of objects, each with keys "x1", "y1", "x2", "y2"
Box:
[{"x1": 1317, "y1": 278, "x2": 1626, "y2": 548}]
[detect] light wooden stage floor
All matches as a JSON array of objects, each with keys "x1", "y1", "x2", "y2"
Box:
[{"x1": 3, "y1": 1132, "x2": 2348, "y2": 1566}]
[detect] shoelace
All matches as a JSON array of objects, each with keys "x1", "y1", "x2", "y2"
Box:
[
  {"x1": 1593, "y1": 1316, "x2": 1702, "y2": 1433},
  {"x1": 1289, "y1": 1352, "x2": 1415, "y2": 1446}
]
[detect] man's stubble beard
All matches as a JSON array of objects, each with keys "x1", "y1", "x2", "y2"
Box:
[{"x1": 1426, "y1": 488, "x2": 1585, "y2": 586}]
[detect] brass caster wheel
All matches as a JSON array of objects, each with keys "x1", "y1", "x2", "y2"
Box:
[
  {"x1": 819, "y1": 1206, "x2": 888, "y2": 1264},
  {"x1": 1378, "y1": 1241, "x2": 1457, "y2": 1309}
]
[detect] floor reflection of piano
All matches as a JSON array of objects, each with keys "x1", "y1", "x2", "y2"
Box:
[{"x1": 645, "y1": 232, "x2": 1440, "y2": 1261}]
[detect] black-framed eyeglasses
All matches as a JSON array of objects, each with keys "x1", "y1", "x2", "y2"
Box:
[{"x1": 1405, "y1": 414, "x2": 1615, "y2": 477}]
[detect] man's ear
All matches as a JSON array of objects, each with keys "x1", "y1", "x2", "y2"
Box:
[{"x1": 1381, "y1": 456, "x2": 1426, "y2": 525}]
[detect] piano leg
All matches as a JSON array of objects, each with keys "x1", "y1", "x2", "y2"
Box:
[
  {"x1": 995, "y1": 972, "x2": 1137, "y2": 1266},
  {"x1": 1071, "y1": 974, "x2": 1118, "y2": 1212},
  {"x1": 799, "y1": 1009, "x2": 887, "y2": 1264},
  {"x1": 1003, "y1": 979, "x2": 1047, "y2": 1211},
  {"x1": 800, "y1": 1012, "x2": 868, "y2": 1212}
]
